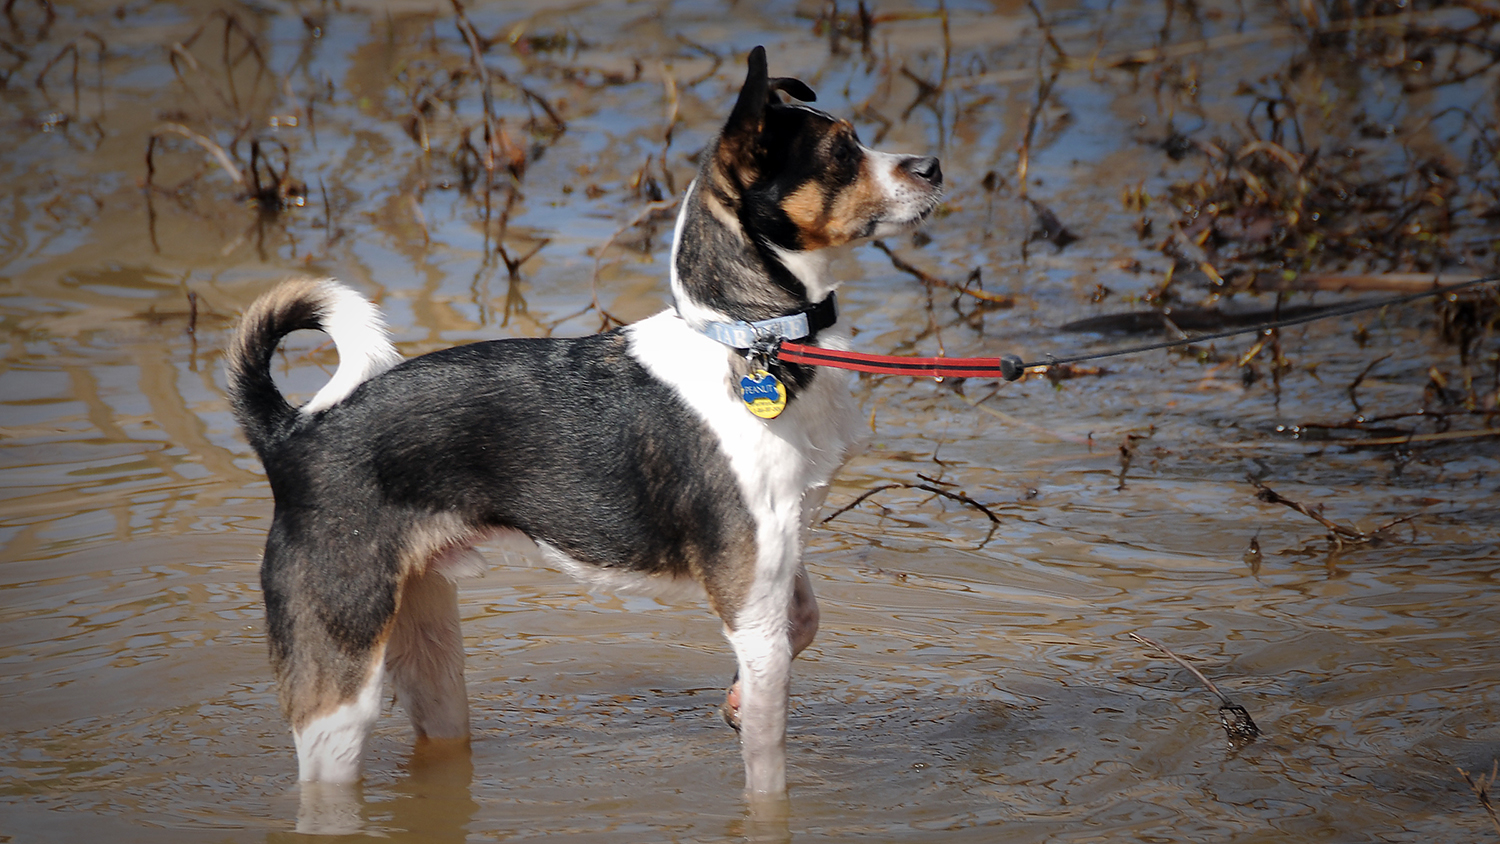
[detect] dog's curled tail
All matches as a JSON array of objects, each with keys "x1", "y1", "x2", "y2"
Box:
[{"x1": 225, "y1": 278, "x2": 402, "y2": 457}]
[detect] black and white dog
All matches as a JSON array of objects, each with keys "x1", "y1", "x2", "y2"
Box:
[{"x1": 226, "y1": 46, "x2": 942, "y2": 797}]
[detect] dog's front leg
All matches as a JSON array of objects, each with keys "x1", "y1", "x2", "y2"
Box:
[
  {"x1": 725, "y1": 617, "x2": 793, "y2": 797},
  {"x1": 720, "y1": 508, "x2": 811, "y2": 797}
]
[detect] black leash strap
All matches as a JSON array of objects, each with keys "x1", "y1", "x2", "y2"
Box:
[{"x1": 1000, "y1": 274, "x2": 1500, "y2": 381}]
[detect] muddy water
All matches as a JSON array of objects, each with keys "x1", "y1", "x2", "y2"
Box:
[{"x1": 3, "y1": 1, "x2": 1498, "y2": 841}]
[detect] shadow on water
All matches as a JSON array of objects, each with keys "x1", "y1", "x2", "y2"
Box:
[{"x1": 2, "y1": 0, "x2": 1499, "y2": 841}]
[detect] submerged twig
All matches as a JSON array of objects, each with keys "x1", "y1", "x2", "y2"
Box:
[
  {"x1": 1026, "y1": 0, "x2": 1069, "y2": 64},
  {"x1": 1130, "y1": 633, "x2": 1261, "y2": 747},
  {"x1": 1248, "y1": 476, "x2": 1424, "y2": 567},
  {"x1": 1347, "y1": 353, "x2": 1392, "y2": 415},
  {"x1": 450, "y1": 0, "x2": 513, "y2": 247},
  {"x1": 871, "y1": 240, "x2": 1015, "y2": 305},
  {"x1": 34, "y1": 32, "x2": 106, "y2": 116},
  {"x1": 1116, "y1": 430, "x2": 1152, "y2": 490},
  {"x1": 148, "y1": 122, "x2": 244, "y2": 186},
  {"x1": 1026, "y1": 198, "x2": 1079, "y2": 251},
  {"x1": 1456, "y1": 760, "x2": 1500, "y2": 837},
  {"x1": 821, "y1": 477, "x2": 1002, "y2": 546},
  {"x1": 1015, "y1": 63, "x2": 1059, "y2": 203},
  {"x1": 959, "y1": 389, "x2": 1095, "y2": 444}
]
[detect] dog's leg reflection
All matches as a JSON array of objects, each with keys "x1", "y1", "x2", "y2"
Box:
[
  {"x1": 390, "y1": 737, "x2": 477, "y2": 841},
  {"x1": 741, "y1": 794, "x2": 793, "y2": 844},
  {"x1": 295, "y1": 780, "x2": 365, "y2": 835},
  {"x1": 291, "y1": 734, "x2": 475, "y2": 837}
]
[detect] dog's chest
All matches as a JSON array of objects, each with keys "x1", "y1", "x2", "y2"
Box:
[{"x1": 625, "y1": 311, "x2": 860, "y2": 514}]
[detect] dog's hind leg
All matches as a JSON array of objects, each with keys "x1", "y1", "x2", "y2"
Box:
[
  {"x1": 787, "y1": 564, "x2": 821, "y2": 658},
  {"x1": 385, "y1": 557, "x2": 471, "y2": 744},
  {"x1": 290, "y1": 656, "x2": 386, "y2": 783},
  {"x1": 264, "y1": 526, "x2": 402, "y2": 783}
]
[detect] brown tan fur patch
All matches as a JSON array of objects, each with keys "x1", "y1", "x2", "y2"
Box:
[
  {"x1": 782, "y1": 128, "x2": 888, "y2": 249},
  {"x1": 284, "y1": 628, "x2": 391, "y2": 730}
]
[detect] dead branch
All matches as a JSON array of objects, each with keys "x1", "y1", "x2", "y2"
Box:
[
  {"x1": 549, "y1": 196, "x2": 678, "y2": 332},
  {"x1": 1249, "y1": 476, "x2": 1370, "y2": 540},
  {"x1": 871, "y1": 240, "x2": 1015, "y2": 305},
  {"x1": 821, "y1": 478, "x2": 1003, "y2": 546},
  {"x1": 1248, "y1": 476, "x2": 1374, "y2": 542},
  {"x1": 1131, "y1": 633, "x2": 1233, "y2": 703},
  {"x1": 1290, "y1": 273, "x2": 1485, "y2": 293},
  {"x1": 1456, "y1": 760, "x2": 1500, "y2": 837},
  {"x1": 1130, "y1": 633, "x2": 1261, "y2": 746},
  {"x1": 820, "y1": 483, "x2": 905, "y2": 524},
  {"x1": 148, "y1": 122, "x2": 245, "y2": 187},
  {"x1": 1248, "y1": 477, "x2": 1425, "y2": 565}
]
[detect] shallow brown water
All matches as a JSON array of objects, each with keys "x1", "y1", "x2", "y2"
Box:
[{"x1": 3, "y1": 1, "x2": 1499, "y2": 842}]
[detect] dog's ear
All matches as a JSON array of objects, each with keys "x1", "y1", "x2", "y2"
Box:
[
  {"x1": 718, "y1": 48, "x2": 818, "y2": 189},
  {"x1": 769, "y1": 77, "x2": 816, "y2": 103},
  {"x1": 716, "y1": 46, "x2": 771, "y2": 188},
  {"x1": 726, "y1": 46, "x2": 770, "y2": 137}
]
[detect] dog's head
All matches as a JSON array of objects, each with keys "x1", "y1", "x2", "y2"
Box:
[{"x1": 712, "y1": 46, "x2": 943, "y2": 252}]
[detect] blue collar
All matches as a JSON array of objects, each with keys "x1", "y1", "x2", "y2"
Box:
[{"x1": 697, "y1": 295, "x2": 838, "y2": 350}]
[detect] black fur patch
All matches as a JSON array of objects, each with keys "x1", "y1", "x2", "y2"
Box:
[
  {"x1": 255, "y1": 331, "x2": 761, "y2": 685},
  {"x1": 228, "y1": 290, "x2": 325, "y2": 457}
]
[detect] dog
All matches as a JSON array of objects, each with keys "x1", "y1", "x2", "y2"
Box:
[{"x1": 225, "y1": 46, "x2": 942, "y2": 797}]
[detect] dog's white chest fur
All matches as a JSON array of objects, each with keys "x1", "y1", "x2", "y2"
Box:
[{"x1": 626, "y1": 311, "x2": 861, "y2": 625}]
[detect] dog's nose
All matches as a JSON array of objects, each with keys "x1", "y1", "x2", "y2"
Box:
[{"x1": 902, "y1": 156, "x2": 943, "y2": 187}]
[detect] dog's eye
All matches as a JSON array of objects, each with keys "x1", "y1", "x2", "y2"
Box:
[{"x1": 833, "y1": 139, "x2": 857, "y2": 165}]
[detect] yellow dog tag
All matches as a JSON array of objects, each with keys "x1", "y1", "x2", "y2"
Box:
[{"x1": 740, "y1": 369, "x2": 786, "y2": 419}]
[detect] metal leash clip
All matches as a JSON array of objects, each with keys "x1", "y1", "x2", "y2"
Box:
[{"x1": 746, "y1": 328, "x2": 783, "y2": 372}]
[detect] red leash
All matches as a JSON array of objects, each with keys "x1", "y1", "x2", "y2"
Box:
[
  {"x1": 775, "y1": 274, "x2": 1500, "y2": 383},
  {"x1": 777, "y1": 341, "x2": 1025, "y2": 381}
]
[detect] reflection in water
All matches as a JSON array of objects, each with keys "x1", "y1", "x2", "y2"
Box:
[
  {"x1": 290, "y1": 782, "x2": 365, "y2": 837},
  {"x1": 391, "y1": 740, "x2": 479, "y2": 842},
  {"x1": 740, "y1": 796, "x2": 793, "y2": 844},
  {"x1": 283, "y1": 741, "x2": 478, "y2": 839},
  {"x1": 2, "y1": 0, "x2": 1498, "y2": 842}
]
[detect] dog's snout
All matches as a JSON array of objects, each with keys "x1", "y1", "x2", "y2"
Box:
[{"x1": 902, "y1": 156, "x2": 943, "y2": 187}]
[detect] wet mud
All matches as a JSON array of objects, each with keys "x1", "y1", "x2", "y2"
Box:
[{"x1": 2, "y1": 0, "x2": 1498, "y2": 841}]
